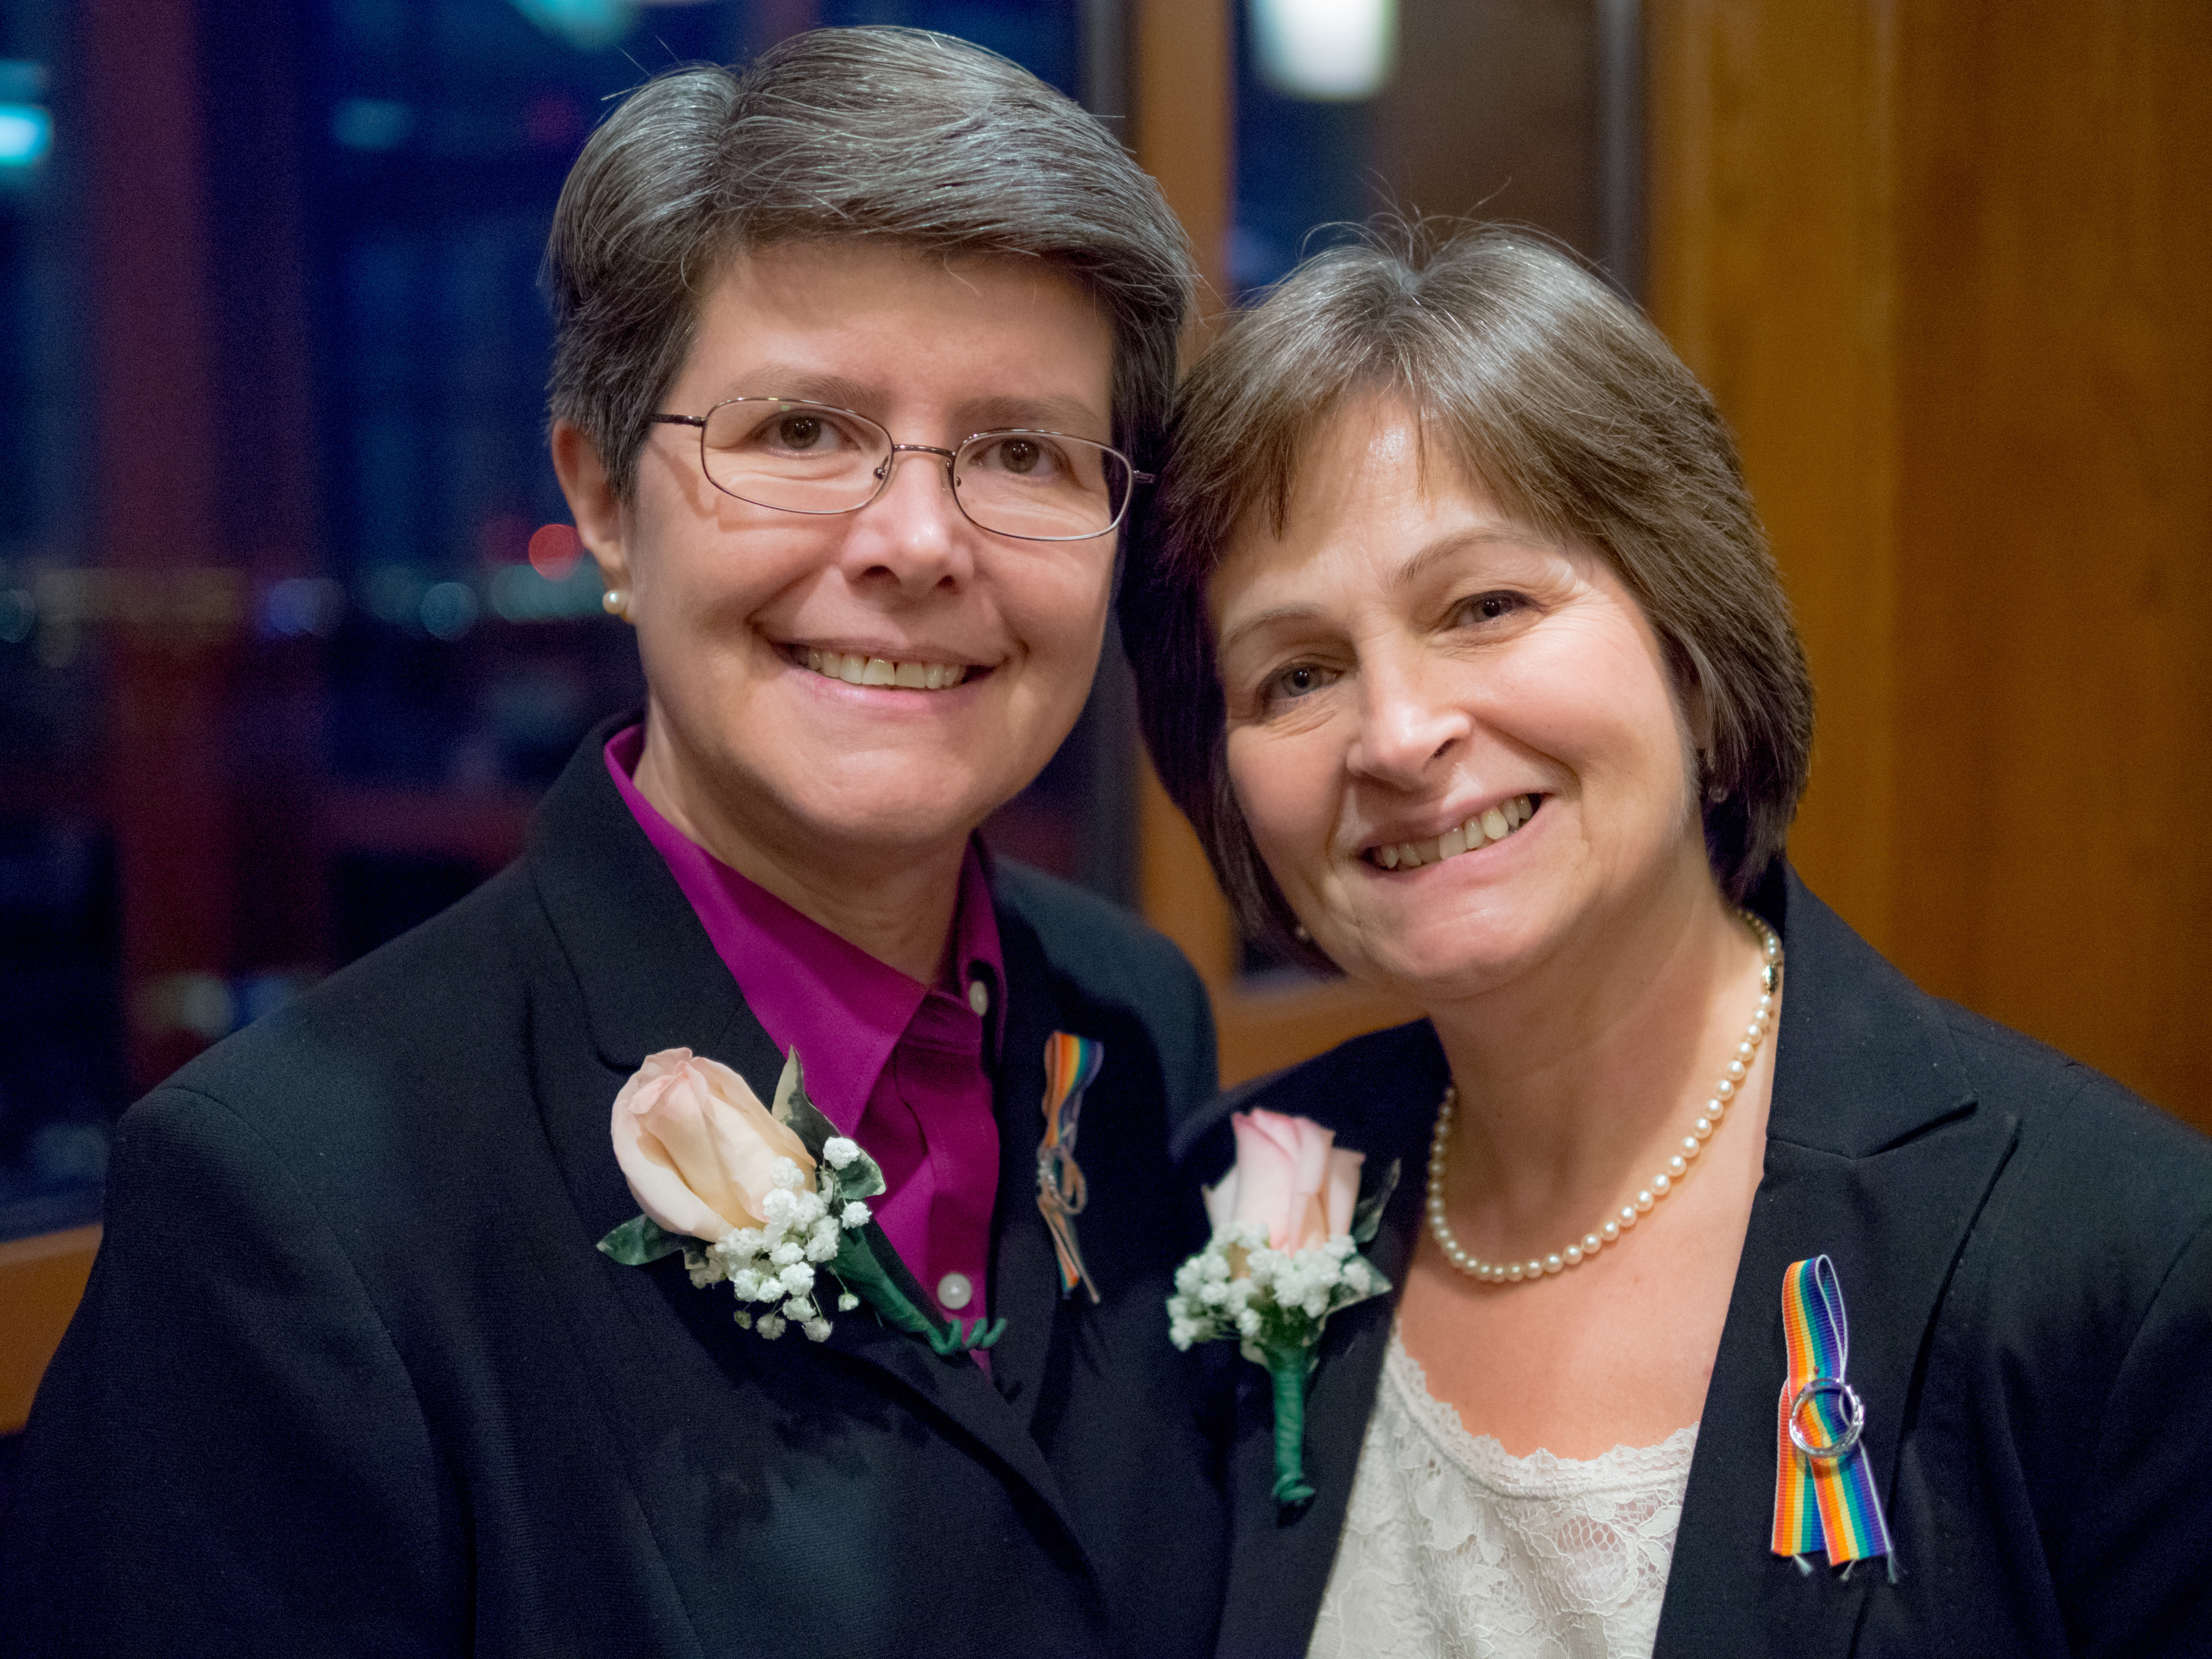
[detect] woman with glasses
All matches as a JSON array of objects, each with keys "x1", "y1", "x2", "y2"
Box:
[
  {"x1": 1124, "y1": 228, "x2": 2212, "y2": 1657},
  {"x1": 3, "y1": 30, "x2": 1226, "y2": 1658}
]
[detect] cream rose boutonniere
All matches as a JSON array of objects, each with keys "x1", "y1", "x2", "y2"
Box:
[
  {"x1": 598, "y1": 1047, "x2": 1000, "y2": 1354},
  {"x1": 1167, "y1": 1109, "x2": 1396, "y2": 1512}
]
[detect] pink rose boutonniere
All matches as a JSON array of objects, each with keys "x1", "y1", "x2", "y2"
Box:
[
  {"x1": 1167, "y1": 1109, "x2": 1396, "y2": 1512},
  {"x1": 598, "y1": 1047, "x2": 1000, "y2": 1355}
]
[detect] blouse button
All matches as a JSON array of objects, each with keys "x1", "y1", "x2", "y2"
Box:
[
  {"x1": 966, "y1": 978, "x2": 991, "y2": 1017},
  {"x1": 937, "y1": 1271, "x2": 974, "y2": 1311}
]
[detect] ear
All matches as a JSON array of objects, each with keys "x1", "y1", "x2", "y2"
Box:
[
  {"x1": 1679, "y1": 661, "x2": 1718, "y2": 755},
  {"x1": 552, "y1": 419, "x2": 633, "y2": 600}
]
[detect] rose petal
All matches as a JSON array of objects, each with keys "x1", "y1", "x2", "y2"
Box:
[
  {"x1": 1284, "y1": 1115, "x2": 1334, "y2": 1212},
  {"x1": 1291, "y1": 1192, "x2": 1331, "y2": 1254},
  {"x1": 1202, "y1": 1166, "x2": 1241, "y2": 1238},
  {"x1": 687, "y1": 1056, "x2": 812, "y2": 1221},
  {"x1": 1323, "y1": 1146, "x2": 1366, "y2": 1239},
  {"x1": 608, "y1": 1049, "x2": 815, "y2": 1242},
  {"x1": 610, "y1": 1052, "x2": 740, "y2": 1239},
  {"x1": 1228, "y1": 1111, "x2": 1300, "y2": 1249}
]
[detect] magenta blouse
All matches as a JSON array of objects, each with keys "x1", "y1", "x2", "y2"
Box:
[{"x1": 603, "y1": 726, "x2": 1003, "y2": 1334}]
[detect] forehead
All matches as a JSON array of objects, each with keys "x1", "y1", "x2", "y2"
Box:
[
  {"x1": 677, "y1": 240, "x2": 1116, "y2": 421},
  {"x1": 1217, "y1": 399, "x2": 1516, "y2": 577}
]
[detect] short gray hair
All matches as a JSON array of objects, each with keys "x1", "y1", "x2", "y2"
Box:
[
  {"x1": 1123, "y1": 227, "x2": 1814, "y2": 968},
  {"x1": 545, "y1": 26, "x2": 1196, "y2": 499}
]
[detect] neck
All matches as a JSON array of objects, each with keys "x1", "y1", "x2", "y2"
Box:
[
  {"x1": 1423, "y1": 852, "x2": 1767, "y2": 1233},
  {"x1": 630, "y1": 719, "x2": 967, "y2": 986}
]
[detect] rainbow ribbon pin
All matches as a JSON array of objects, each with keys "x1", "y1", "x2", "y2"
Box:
[
  {"x1": 1771, "y1": 1255, "x2": 1896, "y2": 1577},
  {"x1": 1037, "y1": 1032, "x2": 1105, "y2": 1302}
]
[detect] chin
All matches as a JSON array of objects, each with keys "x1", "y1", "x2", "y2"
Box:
[{"x1": 1332, "y1": 895, "x2": 1553, "y2": 1001}]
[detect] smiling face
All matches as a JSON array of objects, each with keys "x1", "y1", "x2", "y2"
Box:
[
  {"x1": 563, "y1": 240, "x2": 1118, "y2": 889},
  {"x1": 1210, "y1": 397, "x2": 1721, "y2": 1002}
]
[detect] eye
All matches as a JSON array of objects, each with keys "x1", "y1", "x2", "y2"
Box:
[
  {"x1": 1266, "y1": 662, "x2": 1337, "y2": 703},
  {"x1": 1458, "y1": 590, "x2": 1529, "y2": 625},
  {"x1": 773, "y1": 413, "x2": 829, "y2": 451},
  {"x1": 968, "y1": 434, "x2": 1070, "y2": 482}
]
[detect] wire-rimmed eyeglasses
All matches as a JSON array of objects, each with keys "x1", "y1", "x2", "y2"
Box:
[{"x1": 647, "y1": 397, "x2": 1151, "y2": 542}]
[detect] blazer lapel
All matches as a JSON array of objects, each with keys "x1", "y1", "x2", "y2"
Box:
[
  {"x1": 524, "y1": 720, "x2": 1090, "y2": 1554},
  {"x1": 980, "y1": 900, "x2": 1075, "y2": 1438},
  {"x1": 1654, "y1": 870, "x2": 2021, "y2": 1658}
]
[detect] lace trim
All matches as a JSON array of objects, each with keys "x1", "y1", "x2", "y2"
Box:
[
  {"x1": 1306, "y1": 1323, "x2": 1696, "y2": 1659},
  {"x1": 1386, "y1": 1330, "x2": 1701, "y2": 1498}
]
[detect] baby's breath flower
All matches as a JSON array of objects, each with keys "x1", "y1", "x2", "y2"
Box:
[
  {"x1": 803, "y1": 1318, "x2": 833, "y2": 1342},
  {"x1": 838, "y1": 1292, "x2": 860, "y2": 1312},
  {"x1": 841, "y1": 1201, "x2": 871, "y2": 1229},
  {"x1": 823, "y1": 1137, "x2": 860, "y2": 1170},
  {"x1": 769, "y1": 1241, "x2": 804, "y2": 1268},
  {"x1": 778, "y1": 1263, "x2": 815, "y2": 1297},
  {"x1": 770, "y1": 1159, "x2": 804, "y2": 1191},
  {"x1": 756, "y1": 1313, "x2": 787, "y2": 1339}
]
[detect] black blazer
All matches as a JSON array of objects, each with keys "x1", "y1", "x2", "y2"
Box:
[
  {"x1": 1186, "y1": 867, "x2": 2212, "y2": 1659},
  {"x1": 1, "y1": 722, "x2": 1228, "y2": 1658}
]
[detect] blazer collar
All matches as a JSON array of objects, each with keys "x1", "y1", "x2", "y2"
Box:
[
  {"x1": 525, "y1": 718, "x2": 1095, "y2": 1566},
  {"x1": 1653, "y1": 866, "x2": 2021, "y2": 1655}
]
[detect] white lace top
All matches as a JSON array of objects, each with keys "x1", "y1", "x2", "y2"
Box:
[{"x1": 1307, "y1": 1324, "x2": 1697, "y2": 1659}]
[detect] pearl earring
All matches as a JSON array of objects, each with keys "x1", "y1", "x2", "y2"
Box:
[
  {"x1": 601, "y1": 588, "x2": 628, "y2": 617},
  {"x1": 1707, "y1": 782, "x2": 1729, "y2": 804},
  {"x1": 1293, "y1": 924, "x2": 1312, "y2": 942}
]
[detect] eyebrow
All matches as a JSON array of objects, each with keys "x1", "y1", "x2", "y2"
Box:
[
  {"x1": 952, "y1": 393, "x2": 1110, "y2": 438},
  {"x1": 705, "y1": 370, "x2": 1107, "y2": 440},
  {"x1": 1215, "y1": 527, "x2": 1553, "y2": 659},
  {"x1": 711, "y1": 368, "x2": 879, "y2": 412}
]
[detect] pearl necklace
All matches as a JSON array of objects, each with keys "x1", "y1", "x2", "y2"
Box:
[{"x1": 1425, "y1": 910, "x2": 1782, "y2": 1285}]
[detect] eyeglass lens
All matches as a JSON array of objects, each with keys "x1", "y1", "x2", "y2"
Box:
[{"x1": 697, "y1": 400, "x2": 1131, "y2": 541}]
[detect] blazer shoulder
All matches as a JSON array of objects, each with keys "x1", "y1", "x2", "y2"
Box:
[
  {"x1": 144, "y1": 861, "x2": 549, "y2": 1157},
  {"x1": 991, "y1": 860, "x2": 1212, "y2": 1038},
  {"x1": 991, "y1": 858, "x2": 1198, "y2": 998},
  {"x1": 1942, "y1": 996, "x2": 2212, "y2": 1238}
]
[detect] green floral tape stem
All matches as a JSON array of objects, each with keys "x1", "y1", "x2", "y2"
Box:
[{"x1": 1266, "y1": 1345, "x2": 1318, "y2": 1510}]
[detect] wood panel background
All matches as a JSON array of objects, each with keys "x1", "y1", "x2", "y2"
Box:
[{"x1": 1649, "y1": 0, "x2": 2212, "y2": 1129}]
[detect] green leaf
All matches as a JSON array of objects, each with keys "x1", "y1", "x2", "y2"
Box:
[
  {"x1": 1350, "y1": 1156, "x2": 1400, "y2": 1247},
  {"x1": 596, "y1": 1213, "x2": 688, "y2": 1266},
  {"x1": 771, "y1": 1047, "x2": 887, "y2": 1202},
  {"x1": 770, "y1": 1048, "x2": 837, "y2": 1161},
  {"x1": 829, "y1": 1143, "x2": 887, "y2": 1204}
]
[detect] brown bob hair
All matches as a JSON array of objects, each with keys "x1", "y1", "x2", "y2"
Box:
[{"x1": 1121, "y1": 227, "x2": 1815, "y2": 971}]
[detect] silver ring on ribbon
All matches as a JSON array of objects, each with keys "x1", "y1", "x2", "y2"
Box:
[{"x1": 1788, "y1": 1377, "x2": 1865, "y2": 1461}]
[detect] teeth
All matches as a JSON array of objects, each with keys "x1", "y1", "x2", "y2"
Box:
[
  {"x1": 802, "y1": 648, "x2": 969, "y2": 691},
  {"x1": 1372, "y1": 794, "x2": 1537, "y2": 872}
]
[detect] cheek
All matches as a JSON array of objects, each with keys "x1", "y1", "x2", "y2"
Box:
[
  {"x1": 1226, "y1": 728, "x2": 1335, "y2": 880},
  {"x1": 997, "y1": 552, "x2": 1114, "y2": 682}
]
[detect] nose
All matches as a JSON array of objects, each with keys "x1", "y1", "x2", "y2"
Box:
[
  {"x1": 1344, "y1": 649, "x2": 1470, "y2": 789},
  {"x1": 836, "y1": 446, "x2": 973, "y2": 596}
]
